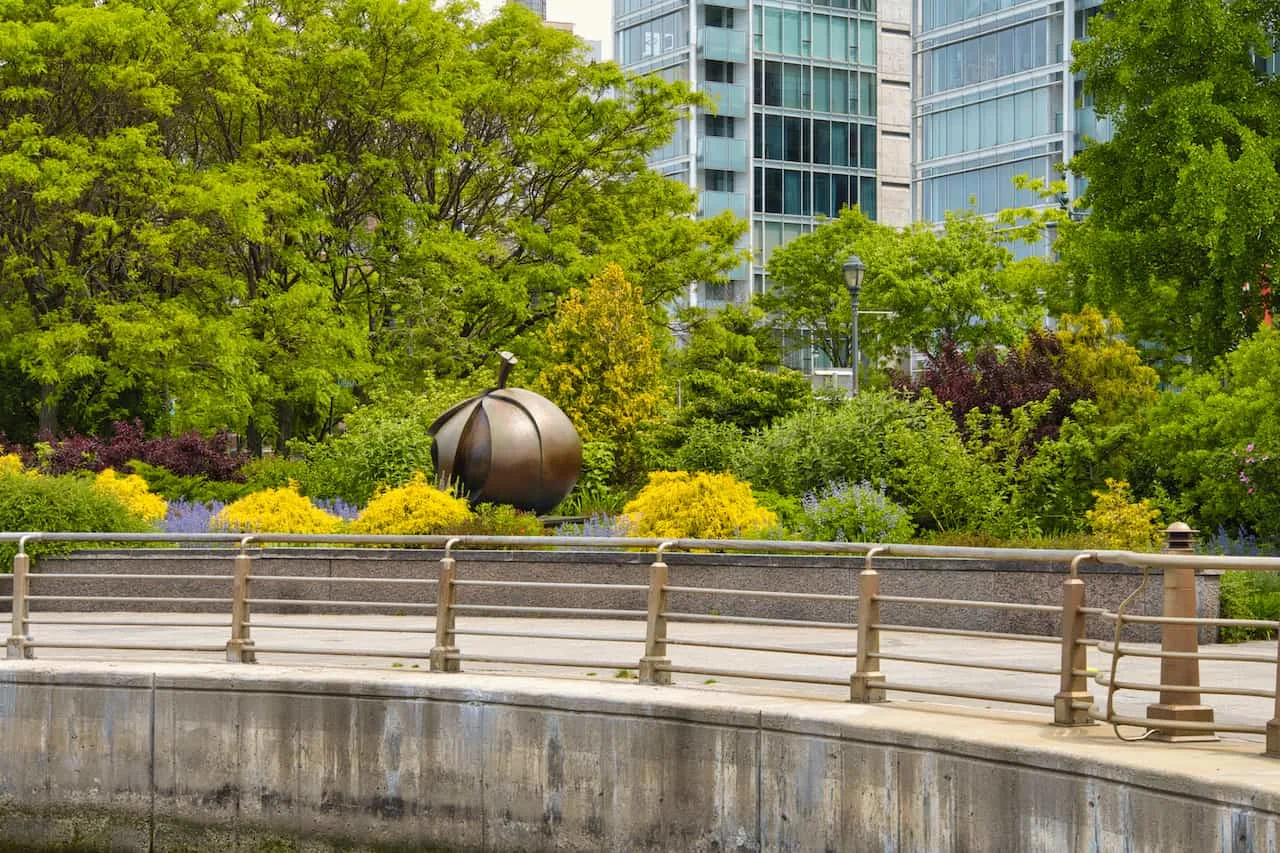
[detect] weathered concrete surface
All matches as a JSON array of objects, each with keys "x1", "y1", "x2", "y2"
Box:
[
  {"x1": 2, "y1": 661, "x2": 1279, "y2": 852},
  {"x1": 0, "y1": 548, "x2": 1222, "y2": 642}
]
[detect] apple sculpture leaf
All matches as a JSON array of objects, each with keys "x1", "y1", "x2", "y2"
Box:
[{"x1": 428, "y1": 352, "x2": 582, "y2": 515}]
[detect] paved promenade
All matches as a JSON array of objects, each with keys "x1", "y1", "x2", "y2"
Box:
[{"x1": 10, "y1": 613, "x2": 1277, "y2": 744}]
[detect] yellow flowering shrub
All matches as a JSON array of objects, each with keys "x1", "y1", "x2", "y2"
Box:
[
  {"x1": 0, "y1": 454, "x2": 27, "y2": 476},
  {"x1": 1085, "y1": 478, "x2": 1162, "y2": 551},
  {"x1": 350, "y1": 474, "x2": 474, "y2": 535},
  {"x1": 623, "y1": 471, "x2": 778, "y2": 539},
  {"x1": 93, "y1": 468, "x2": 168, "y2": 523},
  {"x1": 214, "y1": 484, "x2": 343, "y2": 534}
]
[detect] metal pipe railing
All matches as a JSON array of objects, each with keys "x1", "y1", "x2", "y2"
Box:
[{"x1": 6, "y1": 528, "x2": 1280, "y2": 755}]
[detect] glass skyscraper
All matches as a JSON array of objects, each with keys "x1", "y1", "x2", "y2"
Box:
[
  {"x1": 614, "y1": 0, "x2": 912, "y2": 309},
  {"x1": 510, "y1": 0, "x2": 547, "y2": 20},
  {"x1": 912, "y1": 0, "x2": 1109, "y2": 238}
]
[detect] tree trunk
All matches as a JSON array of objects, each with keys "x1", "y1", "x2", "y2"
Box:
[
  {"x1": 37, "y1": 384, "x2": 58, "y2": 437},
  {"x1": 246, "y1": 419, "x2": 263, "y2": 458},
  {"x1": 274, "y1": 400, "x2": 294, "y2": 454}
]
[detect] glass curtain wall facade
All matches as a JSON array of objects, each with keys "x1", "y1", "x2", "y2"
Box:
[
  {"x1": 616, "y1": 0, "x2": 910, "y2": 312},
  {"x1": 912, "y1": 0, "x2": 1109, "y2": 248},
  {"x1": 509, "y1": 0, "x2": 547, "y2": 20}
]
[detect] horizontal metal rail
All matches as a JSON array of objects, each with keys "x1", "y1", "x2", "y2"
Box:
[
  {"x1": 878, "y1": 682, "x2": 1056, "y2": 708},
  {"x1": 656, "y1": 663, "x2": 849, "y2": 687},
  {"x1": 1099, "y1": 612, "x2": 1280, "y2": 629},
  {"x1": 27, "y1": 618, "x2": 230, "y2": 629},
  {"x1": 1096, "y1": 642, "x2": 1277, "y2": 664},
  {"x1": 29, "y1": 573, "x2": 234, "y2": 582},
  {"x1": 15, "y1": 529, "x2": 1280, "y2": 573},
  {"x1": 251, "y1": 646, "x2": 432, "y2": 659},
  {"x1": 874, "y1": 652, "x2": 1060, "y2": 677},
  {"x1": 873, "y1": 624, "x2": 1061, "y2": 644},
  {"x1": 250, "y1": 621, "x2": 435, "y2": 634},
  {"x1": 247, "y1": 576, "x2": 438, "y2": 586},
  {"x1": 246, "y1": 598, "x2": 435, "y2": 611},
  {"x1": 453, "y1": 580, "x2": 647, "y2": 592},
  {"x1": 875, "y1": 595, "x2": 1061, "y2": 614},
  {"x1": 449, "y1": 654, "x2": 639, "y2": 670},
  {"x1": 451, "y1": 605, "x2": 645, "y2": 617},
  {"x1": 27, "y1": 595, "x2": 229, "y2": 605},
  {"x1": 1095, "y1": 674, "x2": 1276, "y2": 699},
  {"x1": 29, "y1": 641, "x2": 226, "y2": 653},
  {"x1": 665, "y1": 586, "x2": 858, "y2": 603},
  {"x1": 664, "y1": 612, "x2": 855, "y2": 629},
  {"x1": 454, "y1": 629, "x2": 643, "y2": 643},
  {"x1": 667, "y1": 637, "x2": 855, "y2": 658}
]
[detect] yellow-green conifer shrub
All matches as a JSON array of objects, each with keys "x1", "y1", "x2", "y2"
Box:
[
  {"x1": 214, "y1": 484, "x2": 343, "y2": 534},
  {"x1": 349, "y1": 474, "x2": 473, "y2": 535},
  {"x1": 623, "y1": 471, "x2": 778, "y2": 539},
  {"x1": 93, "y1": 468, "x2": 168, "y2": 524},
  {"x1": 1085, "y1": 478, "x2": 1162, "y2": 551}
]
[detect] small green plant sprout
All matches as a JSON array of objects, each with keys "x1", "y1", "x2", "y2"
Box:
[
  {"x1": 614, "y1": 669, "x2": 635, "y2": 679},
  {"x1": 703, "y1": 679, "x2": 719, "y2": 685},
  {"x1": 586, "y1": 672, "x2": 598, "y2": 677},
  {"x1": 390, "y1": 662, "x2": 404, "y2": 668}
]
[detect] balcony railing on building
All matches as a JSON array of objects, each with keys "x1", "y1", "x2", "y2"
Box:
[
  {"x1": 699, "y1": 190, "x2": 748, "y2": 219},
  {"x1": 698, "y1": 137, "x2": 748, "y2": 171},
  {"x1": 698, "y1": 27, "x2": 748, "y2": 63},
  {"x1": 703, "y1": 81, "x2": 748, "y2": 117}
]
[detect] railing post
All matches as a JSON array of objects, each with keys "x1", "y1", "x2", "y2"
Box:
[
  {"x1": 1054, "y1": 560, "x2": 1094, "y2": 726},
  {"x1": 1146, "y1": 522, "x2": 1216, "y2": 741},
  {"x1": 7, "y1": 550, "x2": 33, "y2": 660},
  {"x1": 225, "y1": 549, "x2": 256, "y2": 663},
  {"x1": 1267, "y1": 631, "x2": 1280, "y2": 757},
  {"x1": 851, "y1": 551, "x2": 885, "y2": 703},
  {"x1": 430, "y1": 546, "x2": 461, "y2": 673},
  {"x1": 639, "y1": 553, "x2": 671, "y2": 685}
]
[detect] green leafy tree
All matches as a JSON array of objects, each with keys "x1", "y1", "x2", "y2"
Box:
[
  {"x1": 1068, "y1": 0, "x2": 1280, "y2": 363},
  {"x1": 1056, "y1": 307, "x2": 1159, "y2": 423},
  {"x1": 536, "y1": 263, "x2": 663, "y2": 454},
  {"x1": 670, "y1": 305, "x2": 811, "y2": 433},
  {"x1": 758, "y1": 207, "x2": 1047, "y2": 367},
  {"x1": 0, "y1": 0, "x2": 740, "y2": 446},
  {"x1": 1138, "y1": 328, "x2": 1280, "y2": 541},
  {"x1": 0, "y1": 0, "x2": 190, "y2": 434}
]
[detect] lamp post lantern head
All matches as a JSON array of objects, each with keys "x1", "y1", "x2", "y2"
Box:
[{"x1": 843, "y1": 255, "x2": 865, "y2": 301}]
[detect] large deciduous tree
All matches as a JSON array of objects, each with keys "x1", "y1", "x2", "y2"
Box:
[
  {"x1": 0, "y1": 0, "x2": 739, "y2": 446},
  {"x1": 1068, "y1": 0, "x2": 1280, "y2": 364}
]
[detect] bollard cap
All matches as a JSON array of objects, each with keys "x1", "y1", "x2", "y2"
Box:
[{"x1": 1162, "y1": 521, "x2": 1198, "y2": 553}]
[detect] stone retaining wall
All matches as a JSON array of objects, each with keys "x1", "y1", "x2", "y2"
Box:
[{"x1": 0, "y1": 662, "x2": 1274, "y2": 852}]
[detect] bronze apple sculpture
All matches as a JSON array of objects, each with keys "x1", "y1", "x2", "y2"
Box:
[{"x1": 428, "y1": 352, "x2": 582, "y2": 515}]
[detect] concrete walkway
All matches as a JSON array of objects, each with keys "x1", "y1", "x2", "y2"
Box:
[{"x1": 9, "y1": 613, "x2": 1277, "y2": 746}]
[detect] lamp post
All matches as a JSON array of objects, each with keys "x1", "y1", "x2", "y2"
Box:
[{"x1": 843, "y1": 255, "x2": 865, "y2": 395}]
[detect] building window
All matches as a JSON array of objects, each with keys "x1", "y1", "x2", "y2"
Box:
[
  {"x1": 705, "y1": 59, "x2": 735, "y2": 84},
  {"x1": 705, "y1": 6, "x2": 734, "y2": 28},
  {"x1": 764, "y1": 114, "x2": 784, "y2": 160},
  {"x1": 705, "y1": 169, "x2": 736, "y2": 192},
  {"x1": 706, "y1": 115, "x2": 735, "y2": 138}
]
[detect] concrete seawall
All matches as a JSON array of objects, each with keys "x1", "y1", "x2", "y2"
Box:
[
  {"x1": 0, "y1": 548, "x2": 1223, "y2": 642},
  {"x1": 1, "y1": 661, "x2": 1277, "y2": 852}
]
